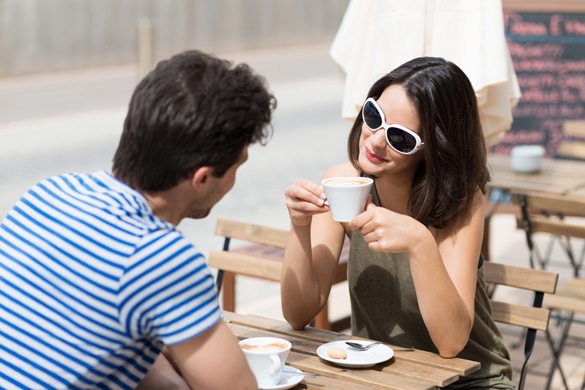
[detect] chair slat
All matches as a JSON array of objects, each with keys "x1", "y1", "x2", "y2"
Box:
[
  {"x1": 558, "y1": 141, "x2": 585, "y2": 161},
  {"x1": 563, "y1": 120, "x2": 585, "y2": 138},
  {"x1": 208, "y1": 250, "x2": 283, "y2": 281},
  {"x1": 484, "y1": 261, "x2": 558, "y2": 294},
  {"x1": 543, "y1": 278, "x2": 585, "y2": 313},
  {"x1": 490, "y1": 301, "x2": 551, "y2": 331},
  {"x1": 544, "y1": 293, "x2": 585, "y2": 313},
  {"x1": 515, "y1": 215, "x2": 585, "y2": 240},
  {"x1": 511, "y1": 191, "x2": 585, "y2": 217},
  {"x1": 214, "y1": 218, "x2": 289, "y2": 248}
]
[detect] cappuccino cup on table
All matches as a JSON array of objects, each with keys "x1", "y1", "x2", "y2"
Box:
[
  {"x1": 321, "y1": 177, "x2": 374, "y2": 222},
  {"x1": 239, "y1": 337, "x2": 291, "y2": 388}
]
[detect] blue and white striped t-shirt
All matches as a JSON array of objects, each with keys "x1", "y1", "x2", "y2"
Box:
[{"x1": 0, "y1": 171, "x2": 222, "y2": 390}]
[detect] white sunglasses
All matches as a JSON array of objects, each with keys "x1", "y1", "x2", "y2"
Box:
[{"x1": 362, "y1": 98, "x2": 424, "y2": 155}]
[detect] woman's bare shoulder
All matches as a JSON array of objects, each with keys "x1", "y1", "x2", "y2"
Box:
[{"x1": 321, "y1": 162, "x2": 359, "y2": 180}]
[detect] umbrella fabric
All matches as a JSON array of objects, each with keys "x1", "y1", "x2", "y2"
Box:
[{"x1": 330, "y1": 0, "x2": 521, "y2": 147}]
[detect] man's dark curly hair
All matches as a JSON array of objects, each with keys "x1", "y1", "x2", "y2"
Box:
[{"x1": 113, "y1": 50, "x2": 276, "y2": 191}]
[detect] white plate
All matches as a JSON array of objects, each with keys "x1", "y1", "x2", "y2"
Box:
[
  {"x1": 316, "y1": 340, "x2": 394, "y2": 368},
  {"x1": 259, "y1": 365, "x2": 303, "y2": 390}
]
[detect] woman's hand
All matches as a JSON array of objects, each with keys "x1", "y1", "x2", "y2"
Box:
[
  {"x1": 284, "y1": 179, "x2": 329, "y2": 227},
  {"x1": 349, "y1": 201, "x2": 426, "y2": 254}
]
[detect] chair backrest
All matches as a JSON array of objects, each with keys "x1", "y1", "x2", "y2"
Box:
[
  {"x1": 511, "y1": 191, "x2": 585, "y2": 276},
  {"x1": 209, "y1": 218, "x2": 351, "y2": 331},
  {"x1": 484, "y1": 261, "x2": 558, "y2": 390},
  {"x1": 485, "y1": 262, "x2": 558, "y2": 330},
  {"x1": 511, "y1": 191, "x2": 585, "y2": 221},
  {"x1": 214, "y1": 218, "x2": 289, "y2": 248},
  {"x1": 208, "y1": 218, "x2": 289, "y2": 283}
]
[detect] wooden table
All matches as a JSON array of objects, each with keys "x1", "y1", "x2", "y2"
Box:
[
  {"x1": 488, "y1": 154, "x2": 585, "y2": 196},
  {"x1": 482, "y1": 154, "x2": 585, "y2": 260},
  {"x1": 224, "y1": 311, "x2": 480, "y2": 390},
  {"x1": 486, "y1": 155, "x2": 585, "y2": 388}
]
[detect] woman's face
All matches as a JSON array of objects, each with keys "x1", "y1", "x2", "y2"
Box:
[{"x1": 358, "y1": 84, "x2": 424, "y2": 177}]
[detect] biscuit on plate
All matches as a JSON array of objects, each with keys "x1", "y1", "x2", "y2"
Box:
[{"x1": 327, "y1": 346, "x2": 347, "y2": 359}]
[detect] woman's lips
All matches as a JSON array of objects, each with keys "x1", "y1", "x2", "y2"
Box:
[{"x1": 365, "y1": 147, "x2": 388, "y2": 163}]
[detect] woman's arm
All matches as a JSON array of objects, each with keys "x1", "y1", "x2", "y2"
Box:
[
  {"x1": 281, "y1": 213, "x2": 346, "y2": 329},
  {"x1": 281, "y1": 164, "x2": 355, "y2": 329},
  {"x1": 409, "y1": 195, "x2": 483, "y2": 357},
  {"x1": 351, "y1": 190, "x2": 485, "y2": 357}
]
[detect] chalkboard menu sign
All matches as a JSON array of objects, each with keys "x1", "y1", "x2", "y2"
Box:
[{"x1": 493, "y1": 10, "x2": 585, "y2": 158}]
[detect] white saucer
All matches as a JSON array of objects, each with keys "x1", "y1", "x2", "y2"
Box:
[
  {"x1": 258, "y1": 365, "x2": 303, "y2": 390},
  {"x1": 317, "y1": 340, "x2": 394, "y2": 368}
]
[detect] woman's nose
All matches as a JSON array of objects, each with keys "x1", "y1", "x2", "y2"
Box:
[{"x1": 371, "y1": 127, "x2": 388, "y2": 147}]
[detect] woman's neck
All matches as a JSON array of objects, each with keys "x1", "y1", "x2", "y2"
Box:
[{"x1": 372, "y1": 173, "x2": 413, "y2": 214}]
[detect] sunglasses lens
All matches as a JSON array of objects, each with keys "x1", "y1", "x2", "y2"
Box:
[
  {"x1": 387, "y1": 127, "x2": 417, "y2": 153},
  {"x1": 363, "y1": 101, "x2": 382, "y2": 129}
]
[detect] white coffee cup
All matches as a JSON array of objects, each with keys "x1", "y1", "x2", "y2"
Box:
[
  {"x1": 321, "y1": 177, "x2": 374, "y2": 222},
  {"x1": 511, "y1": 145, "x2": 545, "y2": 173},
  {"x1": 239, "y1": 337, "x2": 291, "y2": 388}
]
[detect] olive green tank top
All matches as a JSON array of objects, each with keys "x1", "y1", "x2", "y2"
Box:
[{"x1": 347, "y1": 187, "x2": 515, "y2": 389}]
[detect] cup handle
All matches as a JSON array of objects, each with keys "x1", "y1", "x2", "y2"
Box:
[{"x1": 268, "y1": 354, "x2": 281, "y2": 374}]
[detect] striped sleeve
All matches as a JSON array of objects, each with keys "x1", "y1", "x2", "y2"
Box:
[{"x1": 117, "y1": 230, "x2": 222, "y2": 346}]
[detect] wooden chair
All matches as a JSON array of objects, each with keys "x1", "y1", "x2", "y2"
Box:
[
  {"x1": 511, "y1": 191, "x2": 585, "y2": 277},
  {"x1": 208, "y1": 218, "x2": 350, "y2": 332},
  {"x1": 510, "y1": 191, "x2": 585, "y2": 389},
  {"x1": 542, "y1": 278, "x2": 585, "y2": 390},
  {"x1": 484, "y1": 261, "x2": 559, "y2": 390}
]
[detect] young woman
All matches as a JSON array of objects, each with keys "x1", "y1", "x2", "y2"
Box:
[{"x1": 281, "y1": 57, "x2": 515, "y2": 388}]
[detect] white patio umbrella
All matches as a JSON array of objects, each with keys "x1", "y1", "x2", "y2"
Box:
[{"x1": 330, "y1": 0, "x2": 521, "y2": 148}]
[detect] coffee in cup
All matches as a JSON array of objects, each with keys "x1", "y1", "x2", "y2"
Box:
[
  {"x1": 239, "y1": 337, "x2": 291, "y2": 387},
  {"x1": 321, "y1": 177, "x2": 373, "y2": 222}
]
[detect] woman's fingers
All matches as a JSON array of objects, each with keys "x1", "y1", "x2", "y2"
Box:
[{"x1": 285, "y1": 179, "x2": 329, "y2": 217}]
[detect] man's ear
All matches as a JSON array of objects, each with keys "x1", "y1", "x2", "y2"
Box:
[{"x1": 191, "y1": 166, "x2": 214, "y2": 189}]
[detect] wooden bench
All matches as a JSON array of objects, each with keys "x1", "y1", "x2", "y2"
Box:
[{"x1": 208, "y1": 218, "x2": 350, "y2": 332}]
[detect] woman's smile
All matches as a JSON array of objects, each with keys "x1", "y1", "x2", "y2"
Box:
[{"x1": 365, "y1": 146, "x2": 388, "y2": 164}]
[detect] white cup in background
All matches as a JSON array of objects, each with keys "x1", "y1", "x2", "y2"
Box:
[
  {"x1": 321, "y1": 177, "x2": 374, "y2": 222},
  {"x1": 239, "y1": 337, "x2": 291, "y2": 388},
  {"x1": 511, "y1": 145, "x2": 545, "y2": 173}
]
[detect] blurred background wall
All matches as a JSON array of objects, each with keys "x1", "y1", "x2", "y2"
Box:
[{"x1": 0, "y1": 0, "x2": 349, "y2": 77}]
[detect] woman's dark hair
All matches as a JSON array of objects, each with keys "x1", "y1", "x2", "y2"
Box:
[
  {"x1": 348, "y1": 57, "x2": 490, "y2": 229},
  {"x1": 113, "y1": 50, "x2": 276, "y2": 191}
]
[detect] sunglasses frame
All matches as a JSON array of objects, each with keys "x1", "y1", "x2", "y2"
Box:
[{"x1": 362, "y1": 98, "x2": 424, "y2": 155}]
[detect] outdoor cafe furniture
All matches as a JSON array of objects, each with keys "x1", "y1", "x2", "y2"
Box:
[
  {"x1": 509, "y1": 191, "x2": 585, "y2": 390},
  {"x1": 482, "y1": 153, "x2": 585, "y2": 260},
  {"x1": 483, "y1": 261, "x2": 558, "y2": 390},
  {"x1": 209, "y1": 218, "x2": 351, "y2": 332},
  {"x1": 224, "y1": 311, "x2": 480, "y2": 390},
  {"x1": 487, "y1": 153, "x2": 585, "y2": 198},
  {"x1": 486, "y1": 155, "x2": 585, "y2": 390},
  {"x1": 543, "y1": 278, "x2": 585, "y2": 390}
]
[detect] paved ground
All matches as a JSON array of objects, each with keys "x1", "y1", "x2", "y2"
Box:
[{"x1": 0, "y1": 43, "x2": 583, "y2": 389}]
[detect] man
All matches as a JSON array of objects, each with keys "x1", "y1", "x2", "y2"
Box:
[{"x1": 0, "y1": 50, "x2": 276, "y2": 389}]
